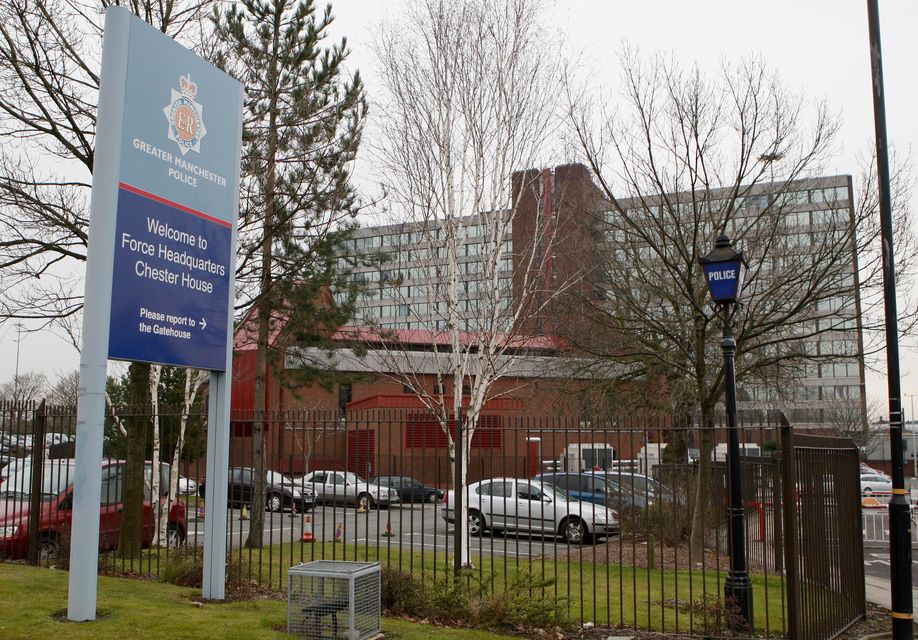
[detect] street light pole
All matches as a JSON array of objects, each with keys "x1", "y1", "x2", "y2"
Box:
[
  {"x1": 866, "y1": 3, "x2": 913, "y2": 637},
  {"x1": 720, "y1": 302, "x2": 753, "y2": 628},
  {"x1": 13, "y1": 322, "x2": 24, "y2": 401},
  {"x1": 700, "y1": 234, "x2": 753, "y2": 630}
]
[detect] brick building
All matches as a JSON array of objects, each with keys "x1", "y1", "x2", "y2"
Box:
[{"x1": 230, "y1": 164, "x2": 866, "y2": 480}]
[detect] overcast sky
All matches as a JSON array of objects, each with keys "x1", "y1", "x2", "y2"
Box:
[{"x1": 2, "y1": 0, "x2": 917, "y2": 415}]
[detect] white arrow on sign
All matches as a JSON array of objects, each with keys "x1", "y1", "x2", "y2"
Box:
[{"x1": 200, "y1": 317, "x2": 207, "y2": 330}]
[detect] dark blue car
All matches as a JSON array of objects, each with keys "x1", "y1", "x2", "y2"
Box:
[{"x1": 371, "y1": 475, "x2": 444, "y2": 504}]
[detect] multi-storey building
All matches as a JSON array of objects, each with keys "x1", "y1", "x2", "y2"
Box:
[
  {"x1": 595, "y1": 174, "x2": 865, "y2": 426},
  {"x1": 230, "y1": 165, "x2": 866, "y2": 476}
]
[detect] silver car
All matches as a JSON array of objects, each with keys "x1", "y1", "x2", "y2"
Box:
[
  {"x1": 300, "y1": 470, "x2": 399, "y2": 509},
  {"x1": 443, "y1": 478, "x2": 618, "y2": 544}
]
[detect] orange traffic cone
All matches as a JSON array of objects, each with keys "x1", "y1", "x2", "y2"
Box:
[
  {"x1": 301, "y1": 514, "x2": 315, "y2": 543},
  {"x1": 382, "y1": 517, "x2": 394, "y2": 538}
]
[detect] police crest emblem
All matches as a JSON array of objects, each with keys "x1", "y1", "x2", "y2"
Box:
[{"x1": 163, "y1": 74, "x2": 207, "y2": 156}]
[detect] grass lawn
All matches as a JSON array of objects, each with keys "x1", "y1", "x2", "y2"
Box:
[
  {"x1": 223, "y1": 540, "x2": 787, "y2": 635},
  {"x1": 0, "y1": 562, "x2": 519, "y2": 640}
]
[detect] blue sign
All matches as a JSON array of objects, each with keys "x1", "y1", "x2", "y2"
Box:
[
  {"x1": 108, "y1": 184, "x2": 232, "y2": 369},
  {"x1": 104, "y1": 13, "x2": 241, "y2": 370},
  {"x1": 703, "y1": 260, "x2": 745, "y2": 303}
]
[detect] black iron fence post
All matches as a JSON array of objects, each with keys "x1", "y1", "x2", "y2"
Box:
[
  {"x1": 771, "y1": 454, "x2": 784, "y2": 573},
  {"x1": 27, "y1": 400, "x2": 47, "y2": 565},
  {"x1": 779, "y1": 418, "x2": 800, "y2": 640}
]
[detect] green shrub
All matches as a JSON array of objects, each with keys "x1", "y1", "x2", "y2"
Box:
[
  {"x1": 380, "y1": 566, "x2": 428, "y2": 616},
  {"x1": 620, "y1": 501, "x2": 691, "y2": 546},
  {"x1": 160, "y1": 547, "x2": 204, "y2": 587},
  {"x1": 472, "y1": 573, "x2": 570, "y2": 629},
  {"x1": 380, "y1": 567, "x2": 570, "y2": 631}
]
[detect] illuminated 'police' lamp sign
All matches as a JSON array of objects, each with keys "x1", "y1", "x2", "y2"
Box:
[{"x1": 699, "y1": 234, "x2": 747, "y2": 304}]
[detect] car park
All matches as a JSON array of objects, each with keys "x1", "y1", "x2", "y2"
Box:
[
  {"x1": 0, "y1": 459, "x2": 187, "y2": 561},
  {"x1": 198, "y1": 467, "x2": 314, "y2": 513},
  {"x1": 860, "y1": 473, "x2": 893, "y2": 495},
  {"x1": 443, "y1": 478, "x2": 618, "y2": 544},
  {"x1": 300, "y1": 470, "x2": 399, "y2": 509},
  {"x1": 370, "y1": 475, "x2": 443, "y2": 504},
  {"x1": 535, "y1": 471, "x2": 651, "y2": 515}
]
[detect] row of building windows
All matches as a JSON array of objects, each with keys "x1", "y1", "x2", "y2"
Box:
[
  {"x1": 346, "y1": 223, "x2": 511, "y2": 253},
  {"x1": 371, "y1": 319, "x2": 501, "y2": 331},
  {"x1": 602, "y1": 185, "x2": 849, "y2": 223},
  {"x1": 355, "y1": 279, "x2": 513, "y2": 306},
  {"x1": 353, "y1": 259, "x2": 513, "y2": 285},
  {"x1": 359, "y1": 296, "x2": 512, "y2": 319},
  {"x1": 740, "y1": 382, "x2": 861, "y2": 404}
]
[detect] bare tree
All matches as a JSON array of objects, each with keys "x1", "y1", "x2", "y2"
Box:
[
  {"x1": 0, "y1": 0, "x2": 217, "y2": 326},
  {"x1": 823, "y1": 395, "x2": 882, "y2": 457},
  {"x1": 0, "y1": 0, "x2": 218, "y2": 563},
  {"x1": 0, "y1": 371, "x2": 48, "y2": 404},
  {"x1": 47, "y1": 370, "x2": 80, "y2": 406},
  {"x1": 566, "y1": 49, "x2": 917, "y2": 558},
  {"x1": 371, "y1": 0, "x2": 569, "y2": 569},
  {"x1": 149, "y1": 365, "x2": 208, "y2": 545}
]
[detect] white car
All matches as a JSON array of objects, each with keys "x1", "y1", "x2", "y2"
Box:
[
  {"x1": 443, "y1": 478, "x2": 619, "y2": 544},
  {"x1": 300, "y1": 470, "x2": 399, "y2": 509},
  {"x1": 43, "y1": 433, "x2": 72, "y2": 448},
  {"x1": 860, "y1": 474, "x2": 893, "y2": 495},
  {"x1": 177, "y1": 476, "x2": 197, "y2": 495}
]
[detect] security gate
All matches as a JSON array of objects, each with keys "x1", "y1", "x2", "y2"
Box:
[{"x1": 780, "y1": 425, "x2": 866, "y2": 640}]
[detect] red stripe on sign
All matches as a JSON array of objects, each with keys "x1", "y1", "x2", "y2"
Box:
[{"x1": 119, "y1": 182, "x2": 233, "y2": 228}]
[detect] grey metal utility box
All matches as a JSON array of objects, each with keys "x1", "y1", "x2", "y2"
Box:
[{"x1": 287, "y1": 560, "x2": 381, "y2": 639}]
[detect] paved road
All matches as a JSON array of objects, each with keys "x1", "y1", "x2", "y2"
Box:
[
  {"x1": 185, "y1": 503, "x2": 584, "y2": 559},
  {"x1": 864, "y1": 548, "x2": 918, "y2": 582}
]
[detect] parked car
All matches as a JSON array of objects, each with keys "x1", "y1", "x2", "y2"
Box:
[
  {"x1": 859, "y1": 463, "x2": 888, "y2": 478},
  {"x1": 300, "y1": 470, "x2": 399, "y2": 509},
  {"x1": 177, "y1": 476, "x2": 197, "y2": 495},
  {"x1": 198, "y1": 468, "x2": 314, "y2": 513},
  {"x1": 0, "y1": 459, "x2": 187, "y2": 561},
  {"x1": 535, "y1": 472, "x2": 650, "y2": 515},
  {"x1": 860, "y1": 474, "x2": 893, "y2": 495},
  {"x1": 602, "y1": 472, "x2": 665, "y2": 498},
  {"x1": 43, "y1": 433, "x2": 72, "y2": 448},
  {"x1": 370, "y1": 476, "x2": 444, "y2": 504},
  {"x1": 443, "y1": 478, "x2": 618, "y2": 544},
  {"x1": 1, "y1": 434, "x2": 32, "y2": 455}
]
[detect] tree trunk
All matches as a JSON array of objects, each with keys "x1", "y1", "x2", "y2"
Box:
[
  {"x1": 458, "y1": 429, "x2": 471, "y2": 568},
  {"x1": 161, "y1": 369, "x2": 204, "y2": 543},
  {"x1": 119, "y1": 361, "x2": 151, "y2": 562},
  {"x1": 243, "y1": 11, "x2": 280, "y2": 551},
  {"x1": 689, "y1": 403, "x2": 716, "y2": 559},
  {"x1": 149, "y1": 365, "x2": 162, "y2": 546},
  {"x1": 661, "y1": 402, "x2": 690, "y2": 464},
  {"x1": 246, "y1": 314, "x2": 269, "y2": 548}
]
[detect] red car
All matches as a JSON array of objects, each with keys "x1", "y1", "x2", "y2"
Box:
[{"x1": 0, "y1": 459, "x2": 186, "y2": 561}]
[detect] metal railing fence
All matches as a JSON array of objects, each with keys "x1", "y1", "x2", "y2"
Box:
[
  {"x1": 779, "y1": 427, "x2": 866, "y2": 640},
  {"x1": 0, "y1": 402, "x2": 865, "y2": 638}
]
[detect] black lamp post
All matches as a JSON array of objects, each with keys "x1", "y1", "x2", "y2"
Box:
[{"x1": 700, "y1": 233, "x2": 753, "y2": 630}]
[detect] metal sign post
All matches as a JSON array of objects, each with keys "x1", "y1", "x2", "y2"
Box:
[{"x1": 67, "y1": 7, "x2": 242, "y2": 620}]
